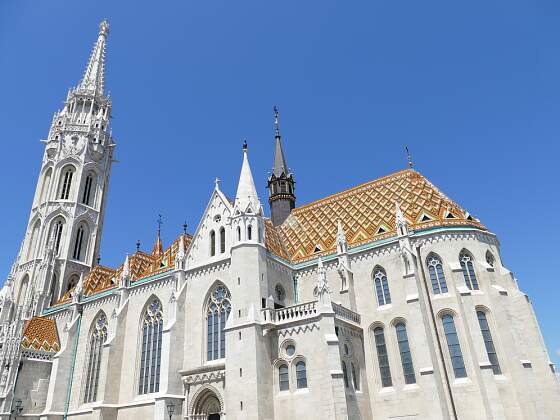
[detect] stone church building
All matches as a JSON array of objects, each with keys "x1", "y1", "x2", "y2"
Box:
[{"x1": 0, "y1": 21, "x2": 558, "y2": 420}]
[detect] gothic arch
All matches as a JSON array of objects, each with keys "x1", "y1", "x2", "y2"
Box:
[
  {"x1": 26, "y1": 219, "x2": 42, "y2": 261},
  {"x1": 16, "y1": 274, "x2": 29, "y2": 308},
  {"x1": 188, "y1": 384, "x2": 225, "y2": 417},
  {"x1": 37, "y1": 165, "x2": 54, "y2": 204},
  {"x1": 71, "y1": 221, "x2": 91, "y2": 262}
]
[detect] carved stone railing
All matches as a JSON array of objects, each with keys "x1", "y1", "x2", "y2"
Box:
[
  {"x1": 262, "y1": 301, "x2": 318, "y2": 324},
  {"x1": 332, "y1": 302, "x2": 361, "y2": 325}
]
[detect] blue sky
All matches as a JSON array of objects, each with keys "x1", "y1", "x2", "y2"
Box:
[{"x1": 1, "y1": 1, "x2": 559, "y2": 366}]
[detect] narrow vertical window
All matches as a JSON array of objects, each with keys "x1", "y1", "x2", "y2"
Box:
[
  {"x1": 373, "y1": 267, "x2": 391, "y2": 306},
  {"x1": 73, "y1": 225, "x2": 86, "y2": 261},
  {"x1": 59, "y1": 167, "x2": 75, "y2": 200},
  {"x1": 342, "y1": 361, "x2": 349, "y2": 388},
  {"x1": 476, "y1": 311, "x2": 501, "y2": 374},
  {"x1": 374, "y1": 327, "x2": 392, "y2": 387},
  {"x1": 210, "y1": 230, "x2": 216, "y2": 256},
  {"x1": 220, "y1": 227, "x2": 226, "y2": 253},
  {"x1": 279, "y1": 364, "x2": 289, "y2": 391},
  {"x1": 39, "y1": 168, "x2": 52, "y2": 203},
  {"x1": 395, "y1": 323, "x2": 416, "y2": 384},
  {"x1": 49, "y1": 273, "x2": 58, "y2": 306},
  {"x1": 206, "y1": 284, "x2": 231, "y2": 361},
  {"x1": 427, "y1": 254, "x2": 448, "y2": 294},
  {"x1": 138, "y1": 299, "x2": 163, "y2": 394},
  {"x1": 247, "y1": 225, "x2": 252, "y2": 241},
  {"x1": 82, "y1": 174, "x2": 94, "y2": 206},
  {"x1": 442, "y1": 314, "x2": 467, "y2": 378},
  {"x1": 351, "y1": 362, "x2": 359, "y2": 390},
  {"x1": 459, "y1": 251, "x2": 479, "y2": 290},
  {"x1": 237, "y1": 226, "x2": 241, "y2": 242},
  {"x1": 51, "y1": 219, "x2": 65, "y2": 255},
  {"x1": 296, "y1": 361, "x2": 307, "y2": 389},
  {"x1": 83, "y1": 313, "x2": 107, "y2": 403},
  {"x1": 26, "y1": 220, "x2": 41, "y2": 261}
]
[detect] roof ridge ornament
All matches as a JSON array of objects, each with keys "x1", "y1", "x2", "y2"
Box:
[{"x1": 405, "y1": 145, "x2": 413, "y2": 169}]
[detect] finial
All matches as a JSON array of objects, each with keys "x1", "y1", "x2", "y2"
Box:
[
  {"x1": 183, "y1": 221, "x2": 188, "y2": 235},
  {"x1": 96, "y1": 255, "x2": 101, "y2": 265},
  {"x1": 243, "y1": 139, "x2": 248, "y2": 152},
  {"x1": 99, "y1": 19, "x2": 110, "y2": 37},
  {"x1": 157, "y1": 214, "x2": 163, "y2": 237},
  {"x1": 136, "y1": 240, "x2": 141, "y2": 252},
  {"x1": 274, "y1": 106, "x2": 280, "y2": 137},
  {"x1": 214, "y1": 177, "x2": 221, "y2": 189},
  {"x1": 405, "y1": 146, "x2": 413, "y2": 169}
]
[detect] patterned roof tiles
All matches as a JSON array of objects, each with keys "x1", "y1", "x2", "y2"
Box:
[
  {"x1": 21, "y1": 316, "x2": 60, "y2": 353},
  {"x1": 268, "y1": 169, "x2": 484, "y2": 263}
]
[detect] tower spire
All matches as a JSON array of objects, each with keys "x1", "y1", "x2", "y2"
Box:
[
  {"x1": 78, "y1": 19, "x2": 109, "y2": 96},
  {"x1": 268, "y1": 106, "x2": 296, "y2": 226}
]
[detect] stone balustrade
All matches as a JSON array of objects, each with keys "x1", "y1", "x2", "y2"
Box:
[{"x1": 331, "y1": 302, "x2": 361, "y2": 325}]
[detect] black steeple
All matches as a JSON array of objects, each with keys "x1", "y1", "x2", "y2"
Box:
[{"x1": 267, "y1": 106, "x2": 296, "y2": 226}]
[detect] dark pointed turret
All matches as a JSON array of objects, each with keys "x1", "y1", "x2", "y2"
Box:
[{"x1": 267, "y1": 107, "x2": 296, "y2": 226}]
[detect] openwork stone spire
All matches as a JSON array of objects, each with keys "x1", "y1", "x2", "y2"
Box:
[{"x1": 78, "y1": 20, "x2": 109, "y2": 96}]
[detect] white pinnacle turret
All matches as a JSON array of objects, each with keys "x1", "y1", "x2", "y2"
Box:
[{"x1": 235, "y1": 141, "x2": 261, "y2": 214}]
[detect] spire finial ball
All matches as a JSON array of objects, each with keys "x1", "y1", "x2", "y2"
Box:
[{"x1": 243, "y1": 139, "x2": 248, "y2": 152}]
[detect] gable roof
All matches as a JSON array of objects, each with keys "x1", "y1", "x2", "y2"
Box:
[{"x1": 265, "y1": 169, "x2": 485, "y2": 263}]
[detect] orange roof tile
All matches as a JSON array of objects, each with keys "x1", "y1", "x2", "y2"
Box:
[
  {"x1": 267, "y1": 169, "x2": 484, "y2": 263},
  {"x1": 21, "y1": 316, "x2": 60, "y2": 353},
  {"x1": 54, "y1": 234, "x2": 193, "y2": 306}
]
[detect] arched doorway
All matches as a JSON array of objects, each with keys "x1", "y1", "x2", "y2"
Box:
[{"x1": 191, "y1": 387, "x2": 223, "y2": 420}]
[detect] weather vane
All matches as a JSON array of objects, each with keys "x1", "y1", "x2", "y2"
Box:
[
  {"x1": 405, "y1": 146, "x2": 413, "y2": 169},
  {"x1": 136, "y1": 240, "x2": 141, "y2": 252},
  {"x1": 183, "y1": 221, "x2": 188, "y2": 235},
  {"x1": 157, "y1": 214, "x2": 163, "y2": 236},
  {"x1": 274, "y1": 106, "x2": 280, "y2": 136}
]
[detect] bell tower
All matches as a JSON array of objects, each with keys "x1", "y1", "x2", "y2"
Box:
[
  {"x1": 0, "y1": 20, "x2": 115, "y2": 322},
  {"x1": 267, "y1": 107, "x2": 296, "y2": 226}
]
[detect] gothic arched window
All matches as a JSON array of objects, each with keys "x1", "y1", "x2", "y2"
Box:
[
  {"x1": 442, "y1": 314, "x2": 467, "y2": 378},
  {"x1": 476, "y1": 310, "x2": 501, "y2": 375},
  {"x1": 278, "y1": 364, "x2": 289, "y2": 391},
  {"x1": 459, "y1": 251, "x2": 479, "y2": 290},
  {"x1": 138, "y1": 298, "x2": 163, "y2": 394},
  {"x1": 50, "y1": 218, "x2": 65, "y2": 255},
  {"x1": 427, "y1": 254, "x2": 448, "y2": 294},
  {"x1": 39, "y1": 168, "x2": 52, "y2": 204},
  {"x1": 373, "y1": 267, "x2": 391, "y2": 306},
  {"x1": 26, "y1": 220, "x2": 41, "y2": 261},
  {"x1": 295, "y1": 361, "x2": 307, "y2": 389},
  {"x1": 219, "y1": 227, "x2": 226, "y2": 254},
  {"x1": 247, "y1": 225, "x2": 252, "y2": 241},
  {"x1": 210, "y1": 230, "x2": 216, "y2": 257},
  {"x1": 59, "y1": 166, "x2": 75, "y2": 200},
  {"x1": 236, "y1": 226, "x2": 241, "y2": 242},
  {"x1": 72, "y1": 224, "x2": 88, "y2": 261},
  {"x1": 373, "y1": 326, "x2": 392, "y2": 387},
  {"x1": 485, "y1": 251, "x2": 495, "y2": 267},
  {"x1": 82, "y1": 172, "x2": 95, "y2": 206},
  {"x1": 83, "y1": 313, "x2": 108, "y2": 403},
  {"x1": 206, "y1": 284, "x2": 231, "y2": 361},
  {"x1": 395, "y1": 322, "x2": 416, "y2": 384},
  {"x1": 67, "y1": 274, "x2": 79, "y2": 292}
]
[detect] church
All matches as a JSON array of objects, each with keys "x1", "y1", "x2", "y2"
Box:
[{"x1": 0, "y1": 21, "x2": 558, "y2": 420}]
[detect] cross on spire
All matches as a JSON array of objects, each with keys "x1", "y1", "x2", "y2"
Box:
[
  {"x1": 183, "y1": 221, "x2": 188, "y2": 235},
  {"x1": 274, "y1": 106, "x2": 280, "y2": 137}
]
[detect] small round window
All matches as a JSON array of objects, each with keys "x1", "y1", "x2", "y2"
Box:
[{"x1": 286, "y1": 344, "x2": 296, "y2": 357}]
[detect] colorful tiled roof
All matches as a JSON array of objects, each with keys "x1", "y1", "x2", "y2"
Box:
[
  {"x1": 55, "y1": 234, "x2": 192, "y2": 305},
  {"x1": 266, "y1": 169, "x2": 484, "y2": 263},
  {"x1": 21, "y1": 316, "x2": 60, "y2": 353}
]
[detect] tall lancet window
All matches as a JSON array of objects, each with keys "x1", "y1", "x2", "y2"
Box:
[
  {"x1": 219, "y1": 227, "x2": 226, "y2": 253},
  {"x1": 26, "y1": 220, "x2": 41, "y2": 261},
  {"x1": 39, "y1": 168, "x2": 52, "y2": 203},
  {"x1": 59, "y1": 166, "x2": 75, "y2": 200},
  {"x1": 476, "y1": 311, "x2": 501, "y2": 375},
  {"x1": 206, "y1": 284, "x2": 231, "y2": 361},
  {"x1": 138, "y1": 298, "x2": 163, "y2": 394},
  {"x1": 459, "y1": 251, "x2": 479, "y2": 290},
  {"x1": 83, "y1": 313, "x2": 108, "y2": 403},
  {"x1": 82, "y1": 173, "x2": 95, "y2": 206},
  {"x1": 210, "y1": 230, "x2": 216, "y2": 256},
  {"x1": 427, "y1": 254, "x2": 448, "y2": 294},
  {"x1": 373, "y1": 266, "x2": 391, "y2": 306},
  {"x1": 72, "y1": 224, "x2": 88, "y2": 261},
  {"x1": 442, "y1": 314, "x2": 467, "y2": 378},
  {"x1": 50, "y1": 218, "x2": 65, "y2": 255}
]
